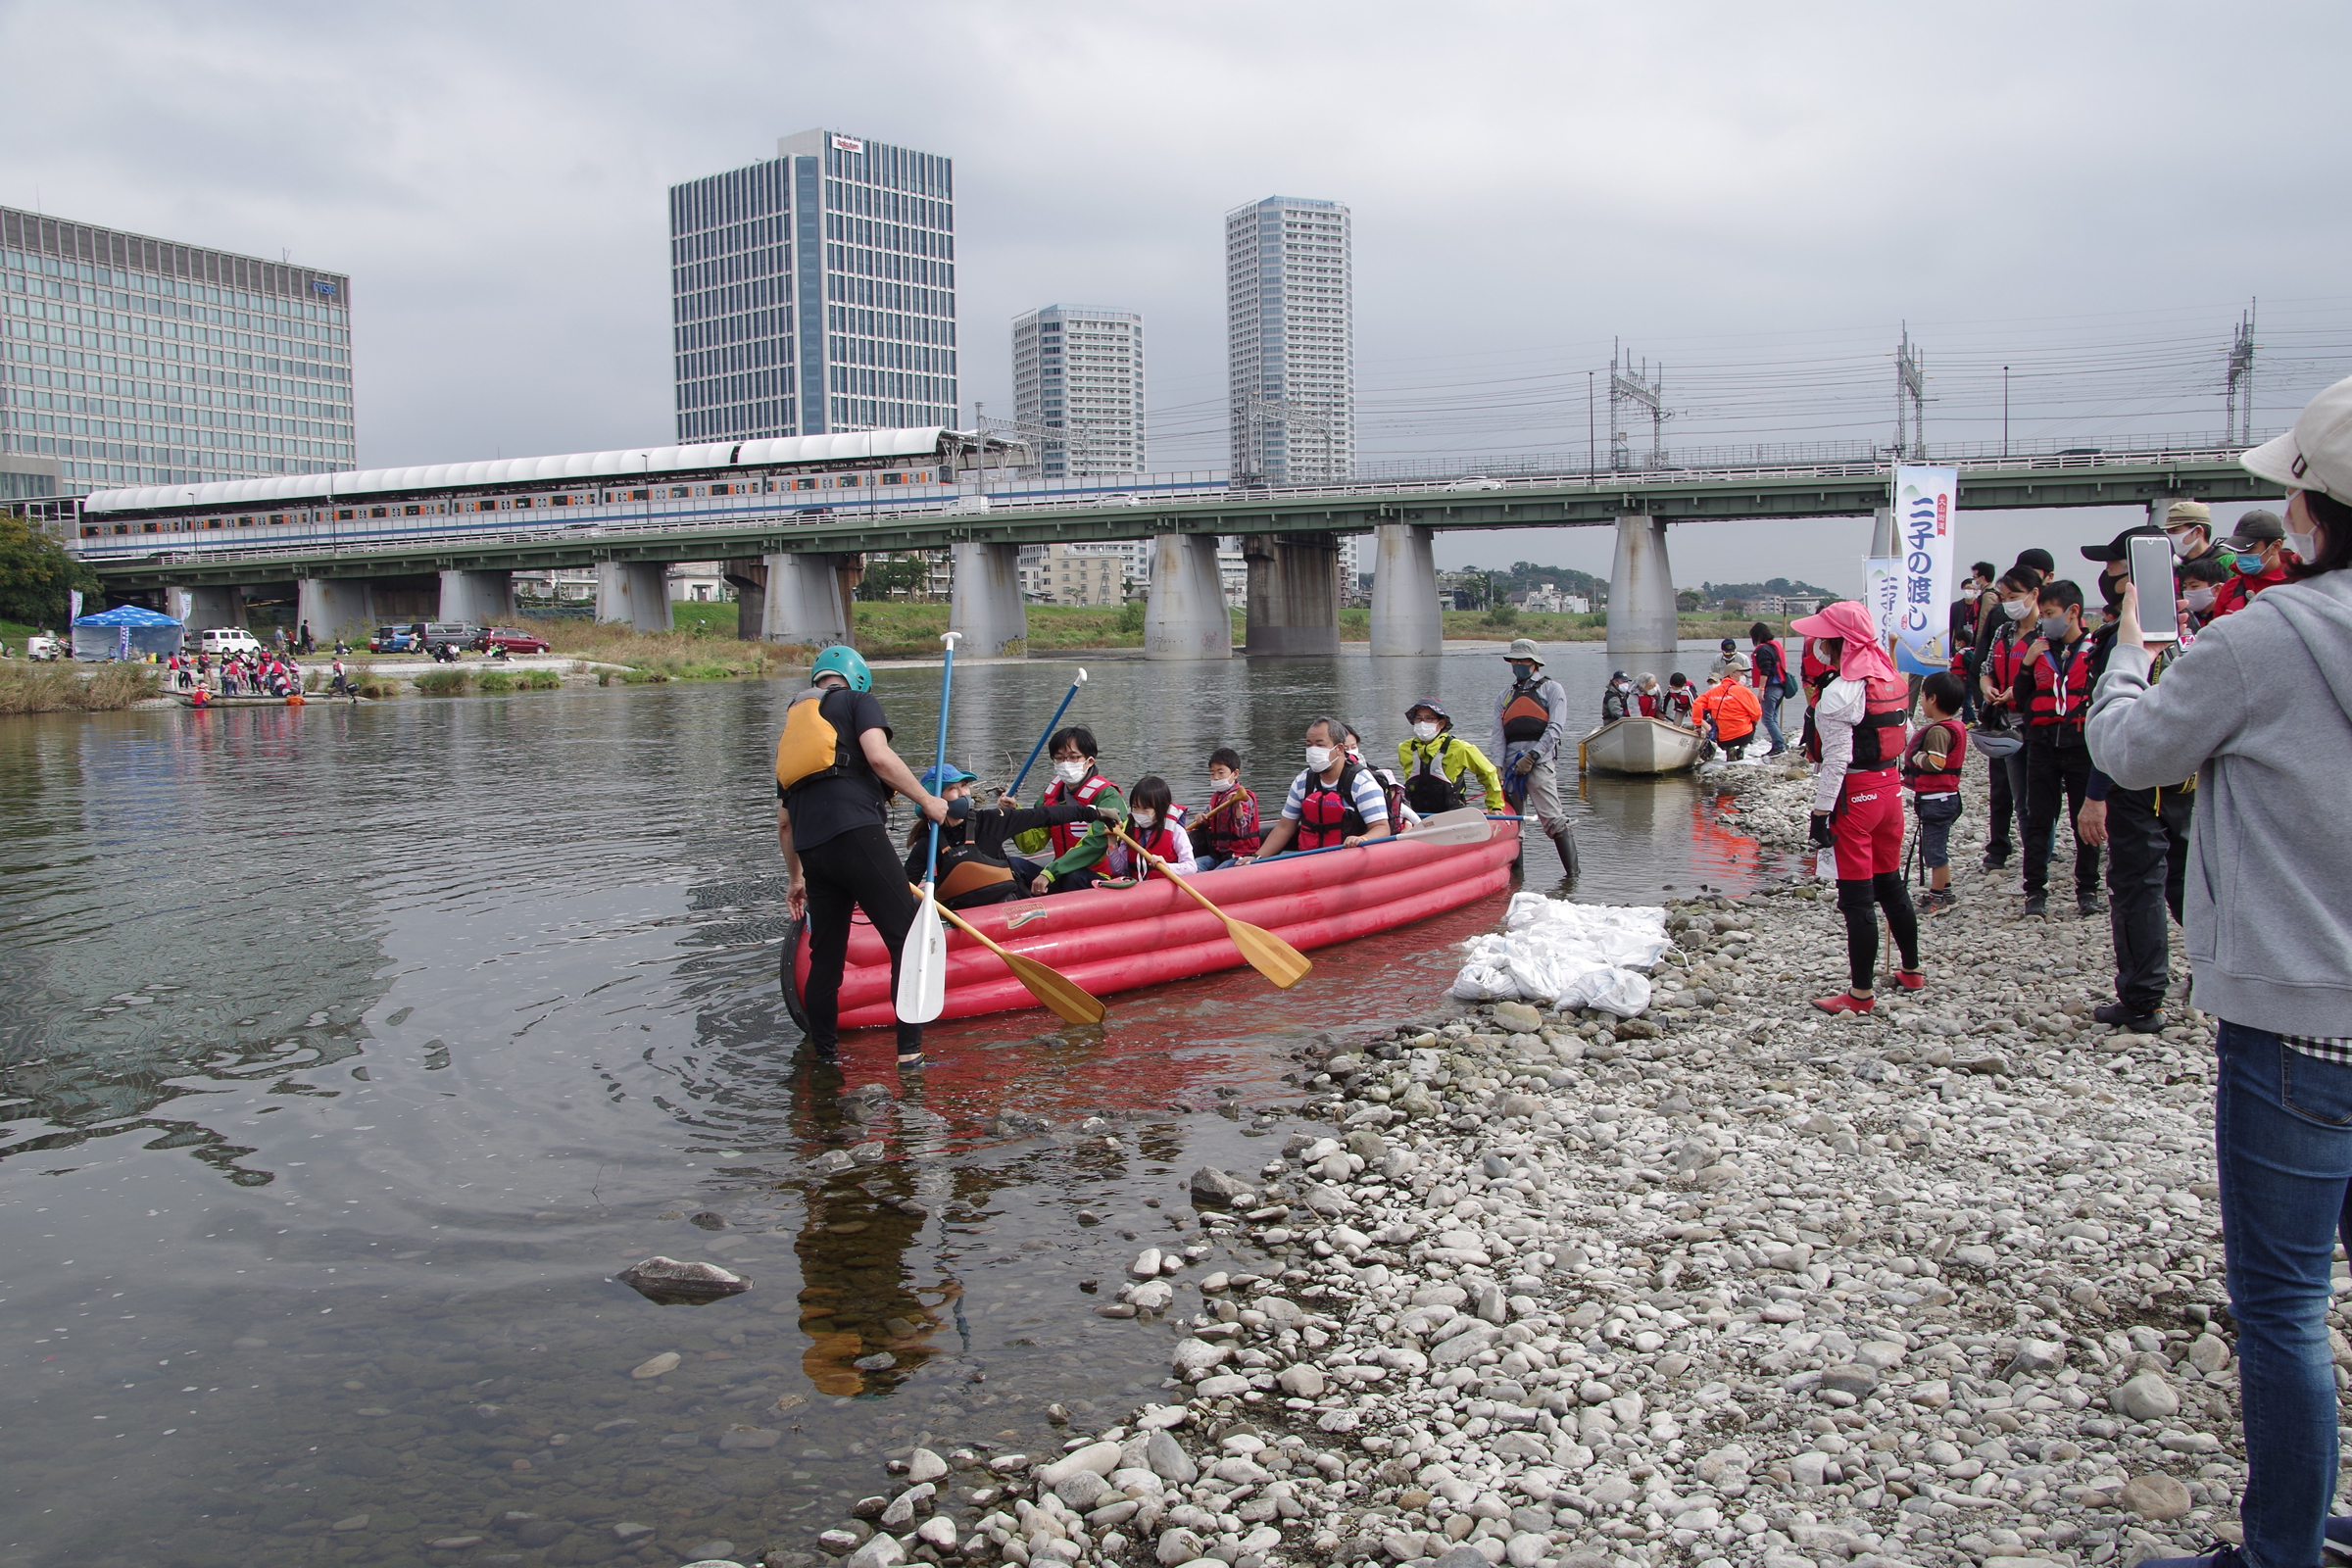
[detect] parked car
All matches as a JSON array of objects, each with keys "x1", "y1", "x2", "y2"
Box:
[
  {"x1": 24, "y1": 634, "x2": 63, "y2": 662},
  {"x1": 406, "y1": 622, "x2": 480, "y2": 652},
  {"x1": 197, "y1": 626, "x2": 267, "y2": 657},
  {"x1": 473, "y1": 626, "x2": 551, "y2": 655},
  {"x1": 368, "y1": 625, "x2": 417, "y2": 653}
]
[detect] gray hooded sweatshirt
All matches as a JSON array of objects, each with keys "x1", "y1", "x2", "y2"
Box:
[{"x1": 2087, "y1": 570, "x2": 2352, "y2": 1037}]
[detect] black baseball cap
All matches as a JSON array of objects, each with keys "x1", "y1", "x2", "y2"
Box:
[
  {"x1": 2080, "y1": 524, "x2": 2165, "y2": 564},
  {"x1": 2225, "y1": 510, "x2": 2285, "y2": 549}
]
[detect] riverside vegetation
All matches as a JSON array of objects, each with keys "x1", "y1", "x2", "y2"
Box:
[
  {"x1": 0, "y1": 660, "x2": 160, "y2": 713},
  {"x1": 789, "y1": 760, "x2": 2250, "y2": 1568}
]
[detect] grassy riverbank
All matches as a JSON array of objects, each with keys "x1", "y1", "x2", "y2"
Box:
[{"x1": 0, "y1": 662, "x2": 160, "y2": 713}]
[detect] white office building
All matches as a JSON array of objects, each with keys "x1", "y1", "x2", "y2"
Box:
[
  {"x1": 1225, "y1": 196, "x2": 1352, "y2": 485},
  {"x1": 669, "y1": 128, "x2": 956, "y2": 443},
  {"x1": 1012, "y1": 306, "x2": 1144, "y2": 478}
]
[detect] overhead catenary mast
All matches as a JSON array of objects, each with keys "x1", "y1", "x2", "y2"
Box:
[
  {"x1": 1608, "y1": 340, "x2": 1666, "y2": 470},
  {"x1": 1893, "y1": 324, "x2": 1926, "y2": 460},
  {"x1": 2224, "y1": 301, "x2": 2257, "y2": 446}
]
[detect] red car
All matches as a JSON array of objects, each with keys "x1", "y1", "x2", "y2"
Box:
[{"x1": 472, "y1": 626, "x2": 551, "y2": 655}]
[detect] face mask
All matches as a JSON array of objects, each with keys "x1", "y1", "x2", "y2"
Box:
[
  {"x1": 2037, "y1": 614, "x2": 2072, "y2": 642},
  {"x1": 2287, "y1": 528, "x2": 2319, "y2": 562},
  {"x1": 1305, "y1": 745, "x2": 1336, "y2": 771},
  {"x1": 1411, "y1": 721, "x2": 1441, "y2": 742},
  {"x1": 2184, "y1": 587, "x2": 2216, "y2": 612},
  {"x1": 1054, "y1": 760, "x2": 1088, "y2": 785},
  {"x1": 2236, "y1": 552, "x2": 2269, "y2": 576},
  {"x1": 2169, "y1": 529, "x2": 2201, "y2": 560},
  {"x1": 1208, "y1": 773, "x2": 1234, "y2": 794},
  {"x1": 2002, "y1": 598, "x2": 2032, "y2": 621},
  {"x1": 1509, "y1": 662, "x2": 1535, "y2": 679},
  {"x1": 1131, "y1": 809, "x2": 1156, "y2": 829}
]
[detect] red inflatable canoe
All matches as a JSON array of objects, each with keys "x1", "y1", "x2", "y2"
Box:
[{"x1": 788, "y1": 815, "x2": 1525, "y2": 1030}]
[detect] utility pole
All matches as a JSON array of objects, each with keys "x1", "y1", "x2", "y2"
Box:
[
  {"x1": 2002, "y1": 367, "x2": 2010, "y2": 458},
  {"x1": 1587, "y1": 369, "x2": 1595, "y2": 475},
  {"x1": 2224, "y1": 301, "x2": 2257, "y2": 446},
  {"x1": 1609, "y1": 340, "x2": 1666, "y2": 470},
  {"x1": 1893, "y1": 324, "x2": 1926, "y2": 460}
]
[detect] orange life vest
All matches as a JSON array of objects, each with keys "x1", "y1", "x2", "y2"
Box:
[{"x1": 1500, "y1": 677, "x2": 1553, "y2": 744}]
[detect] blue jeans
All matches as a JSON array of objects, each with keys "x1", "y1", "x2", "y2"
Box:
[
  {"x1": 1759, "y1": 691, "x2": 1785, "y2": 754},
  {"x1": 2215, "y1": 1020, "x2": 2352, "y2": 1568}
]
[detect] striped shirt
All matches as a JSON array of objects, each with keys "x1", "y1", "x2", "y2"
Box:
[{"x1": 1279, "y1": 765, "x2": 1390, "y2": 827}]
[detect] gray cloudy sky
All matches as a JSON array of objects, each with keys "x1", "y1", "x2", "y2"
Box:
[{"x1": 10, "y1": 0, "x2": 2349, "y2": 593}]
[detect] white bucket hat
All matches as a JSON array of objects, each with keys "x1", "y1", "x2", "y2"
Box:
[{"x1": 2243, "y1": 373, "x2": 2352, "y2": 506}]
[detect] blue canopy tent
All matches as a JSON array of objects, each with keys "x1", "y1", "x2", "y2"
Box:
[{"x1": 72, "y1": 604, "x2": 184, "y2": 662}]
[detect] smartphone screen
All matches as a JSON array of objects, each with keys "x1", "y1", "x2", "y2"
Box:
[{"x1": 2129, "y1": 532, "x2": 2180, "y2": 643}]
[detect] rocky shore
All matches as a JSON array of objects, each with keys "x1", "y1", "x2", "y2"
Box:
[{"x1": 807, "y1": 763, "x2": 2288, "y2": 1568}]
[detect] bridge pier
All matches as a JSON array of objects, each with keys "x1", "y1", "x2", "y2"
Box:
[
  {"x1": 948, "y1": 543, "x2": 1027, "y2": 658},
  {"x1": 760, "y1": 553, "x2": 854, "y2": 649},
  {"x1": 594, "y1": 563, "x2": 673, "y2": 633},
  {"x1": 1243, "y1": 532, "x2": 1340, "y2": 658},
  {"x1": 297, "y1": 578, "x2": 375, "y2": 644},
  {"x1": 1368, "y1": 522, "x2": 1442, "y2": 657},
  {"x1": 438, "y1": 569, "x2": 514, "y2": 628},
  {"x1": 1605, "y1": 514, "x2": 1679, "y2": 668},
  {"x1": 723, "y1": 559, "x2": 766, "y2": 641},
  {"x1": 167, "y1": 585, "x2": 241, "y2": 631},
  {"x1": 1144, "y1": 534, "x2": 1232, "y2": 661}
]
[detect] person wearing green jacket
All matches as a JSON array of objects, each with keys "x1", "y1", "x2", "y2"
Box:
[
  {"x1": 1397, "y1": 698, "x2": 1505, "y2": 815},
  {"x1": 1009, "y1": 726, "x2": 1129, "y2": 893}
]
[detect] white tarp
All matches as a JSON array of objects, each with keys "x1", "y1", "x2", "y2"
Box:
[{"x1": 1448, "y1": 894, "x2": 1671, "y2": 1016}]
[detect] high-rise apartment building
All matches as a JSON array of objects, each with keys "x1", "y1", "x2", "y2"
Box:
[
  {"x1": 669, "y1": 129, "x2": 957, "y2": 444},
  {"x1": 1225, "y1": 196, "x2": 1352, "y2": 485},
  {"x1": 0, "y1": 206, "x2": 355, "y2": 495},
  {"x1": 1011, "y1": 305, "x2": 1144, "y2": 477}
]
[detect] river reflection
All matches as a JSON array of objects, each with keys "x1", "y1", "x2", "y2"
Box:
[{"x1": 0, "y1": 644, "x2": 1763, "y2": 1568}]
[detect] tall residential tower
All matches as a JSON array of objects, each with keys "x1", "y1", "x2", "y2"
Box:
[
  {"x1": 1, "y1": 205, "x2": 355, "y2": 495},
  {"x1": 669, "y1": 128, "x2": 957, "y2": 444},
  {"x1": 1010, "y1": 305, "x2": 1144, "y2": 478},
  {"x1": 1225, "y1": 196, "x2": 1352, "y2": 485}
]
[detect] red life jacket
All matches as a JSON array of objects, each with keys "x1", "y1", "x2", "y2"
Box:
[
  {"x1": 1297, "y1": 761, "x2": 1370, "y2": 851},
  {"x1": 2027, "y1": 639, "x2": 2092, "y2": 728},
  {"x1": 1125, "y1": 804, "x2": 1188, "y2": 880},
  {"x1": 1902, "y1": 717, "x2": 1967, "y2": 795},
  {"x1": 1809, "y1": 672, "x2": 1908, "y2": 767},
  {"x1": 1750, "y1": 639, "x2": 1787, "y2": 691},
  {"x1": 1500, "y1": 678, "x2": 1552, "y2": 744},
  {"x1": 1042, "y1": 770, "x2": 1111, "y2": 856},
  {"x1": 1984, "y1": 621, "x2": 2030, "y2": 695}
]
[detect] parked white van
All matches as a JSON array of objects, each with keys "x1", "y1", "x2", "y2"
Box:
[{"x1": 196, "y1": 627, "x2": 265, "y2": 657}]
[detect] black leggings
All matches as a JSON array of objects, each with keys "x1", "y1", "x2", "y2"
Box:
[
  {"x1": 801, "y1": 824, "x2": 922, "y2": 1054},
  {"x1": 1837, "y1": 873, "x2": 1920, "y2": 993}
]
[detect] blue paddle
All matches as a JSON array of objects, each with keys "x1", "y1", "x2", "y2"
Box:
[{"x1": 1006, "y1": 668, "x2": 1088, "y2": 800}]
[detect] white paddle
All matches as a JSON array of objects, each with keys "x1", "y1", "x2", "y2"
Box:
[
  {"x1": 1392, "y1": 807, "x2": 1494, "y2": 847},
  {"x1": 896, "y1": 631, "x2": 960, "y2": 1025}
]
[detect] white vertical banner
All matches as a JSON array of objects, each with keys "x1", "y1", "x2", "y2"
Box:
[
  {"x1": 1891, "y1": 465, "x2": 1958, "y2": 673},
  {"x1": 69, "y1": 589, "x2": 83, "y2": 625},
  {"x1": 1864, "y1": 557, "x2": 1902, "y2": 639}
]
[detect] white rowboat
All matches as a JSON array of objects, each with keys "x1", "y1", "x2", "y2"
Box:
[{"x1": 1578, "y1": 716, "x2": 1704, "y2": 775}]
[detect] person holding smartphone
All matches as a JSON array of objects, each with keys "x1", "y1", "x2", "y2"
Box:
[
  {"x1": 2074, "y1": 525, "x2": 2191, "y2": 1030},
  {"x1": 2087, "y1": 373, "x2": 2352, "y2": 1568}
]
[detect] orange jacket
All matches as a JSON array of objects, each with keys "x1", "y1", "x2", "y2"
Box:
[{"x1": 1692, "y1": 679, "x2": 1763, "y2": 740}]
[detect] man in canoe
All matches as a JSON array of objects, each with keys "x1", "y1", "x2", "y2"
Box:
[
  {"x1": 776, "y1": 645, "x2": 950, "y2": 1068},
  {"x1": 900, "y1": 763, "x2": 1108, "y2": 909},
  {"x1": 1493, "y1": 639, "x2": 1580, "y2": 877},
  {"x1": 1237, "y1": 717, "x2": 1393, "y2": 860},
  {"x1": 1026, "y1": 727, "x2": 1129, "y2": 894},
  {"x1": 1397, "y1": 698, "x2": 1506, "y2": 816}
]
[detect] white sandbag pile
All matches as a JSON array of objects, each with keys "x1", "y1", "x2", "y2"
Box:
[{"x1": 1448, "y1": 892, "x2": 1671, "y2": 1015}]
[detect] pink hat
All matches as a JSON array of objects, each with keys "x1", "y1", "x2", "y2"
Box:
[{"x1": 1788, "y1": 600, "x2": 1897, "y2": 684}]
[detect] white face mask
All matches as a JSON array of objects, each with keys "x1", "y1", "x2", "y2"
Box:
[
  {"x1": 2169, "y1": 528, "x2": 2202, "y2": 560},
  {"x1": 2287, "y1": 527, "x2": 2320, "y2": 562},
  {"x1": 1131, "y1": 809, "x2": 1156, "y2": 829},
  {"x1": 1411, "y1": 721, "x2": 1442, "y2": 742},
  {"x1": 1054, "y1": 760, "x2": 1088, "y2": 785},
  {"x1": 1208, "y1": 773, "x2": 1235, "y2": 794},
  {"x1": 1305, "y1": 745, "x2": 1336, "y2": 771},
  {"x1": 2003, "y1": 598, "x2": 2032, "y2": 620},
  {"x1": 2183, "y1": 587, "x2": 2217, "y2": 612}
]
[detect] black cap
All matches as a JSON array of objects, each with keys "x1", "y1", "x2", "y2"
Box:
[
  {"x1": 2225, "y1": 509, "x2": 2285, "y2": 549},
  {"x1": 2015, "y1": 548, "x2": 2056, "y2": 574},
  {"x1": 1719, "y1": 637, "x2": 1736, "y2": 650},
  {"x1": 2080, "y1": 524, "x2": 2165, "y2": 563}
]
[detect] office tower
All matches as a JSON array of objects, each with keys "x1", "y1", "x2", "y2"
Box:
[
  {"x1": 1225, "y1": 196, "x2": 1352, "y2": 485},
  {"x1": 669, "y1": 128, "x2": 957, "y2": 444},
  {"x1": 1011, "y1": 305, "x2": 1145, "y2": 478},
  {"x1": 0, "y1": 206, "x2": 356, "y2": 495}
]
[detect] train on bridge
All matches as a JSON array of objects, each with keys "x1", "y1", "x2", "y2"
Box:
[{"x1": 53, "y1": 425, "x2": 1237, "y2": 564}]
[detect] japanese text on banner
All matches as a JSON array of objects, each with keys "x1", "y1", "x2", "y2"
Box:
[{"x1": 1891, "y1": 466, "x2": 1957, "y2": 674}]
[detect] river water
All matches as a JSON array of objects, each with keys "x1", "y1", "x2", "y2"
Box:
[{"x1": 0, "y1": 642, "x2": 1766, "y2": 1568}]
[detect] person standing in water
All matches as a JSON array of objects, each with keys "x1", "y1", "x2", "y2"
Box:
[{"x1": 1492, "y1": 638, "x2": 1580, "y2": 878}]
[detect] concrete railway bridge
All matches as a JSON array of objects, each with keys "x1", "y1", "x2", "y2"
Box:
[{"x1": 79, "y1": 449, "x2": 2276, "y2": 667}]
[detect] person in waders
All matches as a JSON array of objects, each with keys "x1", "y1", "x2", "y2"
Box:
[
  {"x1": 1490, "y1": 638, "x2": 1580, "y2": 878},
  {"x1": 1793, "y1": 600, "x2": 1923, "y2": 1014},
  {"x1": 777, "y1": 646, "x2": 949, "y2": 1072}
]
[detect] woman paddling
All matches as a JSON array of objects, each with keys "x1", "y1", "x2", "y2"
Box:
[{"x1": 1792, "y1": 600, "x2": 1924, "y2": 1013}]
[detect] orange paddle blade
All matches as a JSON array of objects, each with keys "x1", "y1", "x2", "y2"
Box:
[
  {"x1": 1113, "y1": 829, "x2": 1312, "y2": 990},
  {"x1": 919, "y1": 888, "x2": 1107, "y2": 1026}
]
